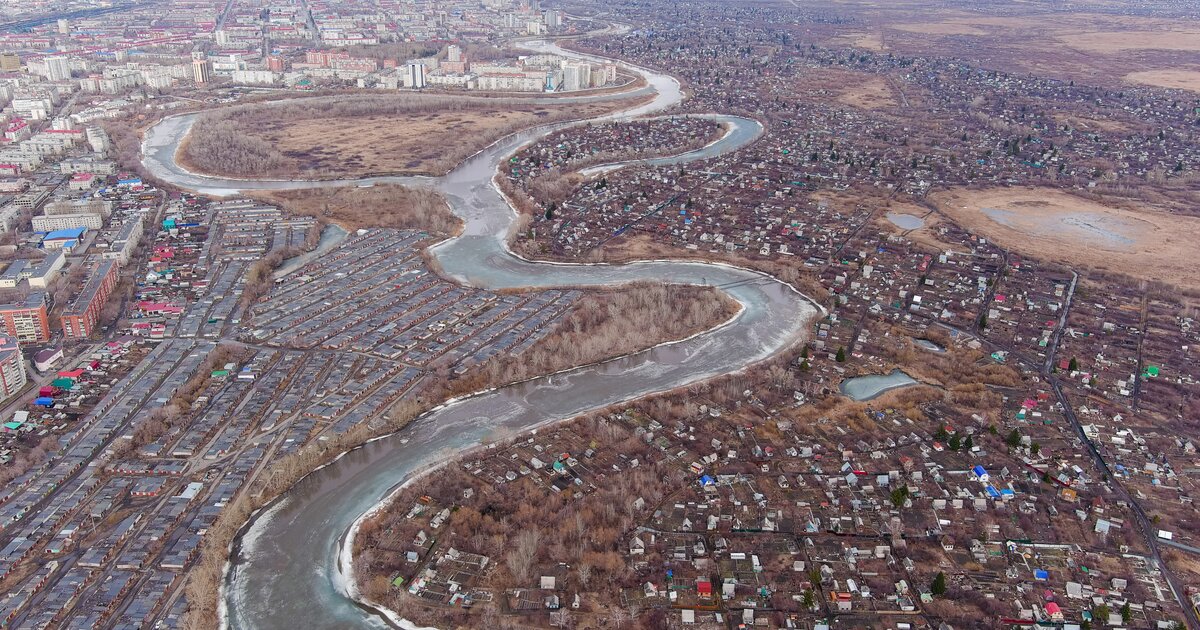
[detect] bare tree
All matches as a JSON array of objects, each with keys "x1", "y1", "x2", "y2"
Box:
[
  {"x1": 768, "y1": 364, "x2": 795, "y2": 391},
  {"x1": 576, "y1": 562, "x2": 592, "y2": 589},
  {"x1": 505, "y1": 529, "x2": 541, "y2": 584}
]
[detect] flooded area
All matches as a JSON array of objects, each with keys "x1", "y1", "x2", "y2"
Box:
[{"x1": 980, "y1": 206, "x2": 1136, "y2": 248}]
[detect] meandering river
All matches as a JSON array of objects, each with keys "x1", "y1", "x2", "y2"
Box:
[{"x1": 142, "y1": 37, "x2": 819, "y2": 629}]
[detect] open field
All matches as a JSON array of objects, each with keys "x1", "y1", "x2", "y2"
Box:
[
  {"x1": 1057, "y1": 30, "x2": 1200, "y2": 54},
  {"x1": 248, "y1": 185, "x2": 460, "y2": 234},
  {"x1": 1124, "y1": 69, "x2": 1200, "y2": 93},
  {"x1": 179, "y1": 95, "x2": 637, "y2": 180},
  {"x1": 818, "y1": 5, "x2": 1200, "y2": 86},
  {"x1": 831, "y1": 74, "x2": 897, "y2": 110},
  {"x1": 890, "y1": 22, "x2": 986, "y2": 36},
  {"x1": 931, "y1": 188, "x2": 1200, "y2": 287}
]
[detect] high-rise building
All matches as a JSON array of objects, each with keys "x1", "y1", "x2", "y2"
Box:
[
  {"x1": 0, "y1": 336, "x2": 26, "y2": 401},
  {"x1": 403, "y1": 62, "x2": 427, "y2": 88},
  {"x1": 44, "y1": 56, "x2": 71, "y2": 81},
  {"x1": 192, "y1": 52, "x2": 213, "y2": 84},
  {"x1": 0, "y1": 54, "x2": 18, "y2": 71},
  {"x1": 57, "y1": 18, "x2": 70, "y2": 35},
  {"x1": 544, "y1": 10, "x2": 562, "y2": 29},
  {"x1": 561, "y1": 61, "x2": 591, "y2": 91},
  {"x1": 447, "y1": 44, "x2": 462, "y2": 63}
]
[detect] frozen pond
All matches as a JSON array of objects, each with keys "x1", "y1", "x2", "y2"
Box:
[
  {"x1": 916, "y1": 339, "x2": 945, "y2": 353},
  {"x1": 886, "y1": 212, "x2": 925, "y2": 230},
  {"x1": 840, "y1": 369, "x2": 918, "y2": 401}
]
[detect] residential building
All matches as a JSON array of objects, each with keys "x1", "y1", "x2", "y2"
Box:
[
  {"x1": 45, "y1": 199, "x2": 112, "y2": 218},
  {"x1": 475, "y1": 72, "x2": 546, "y2": 92},
  {"x1": 103, "y1": 216, "x2": 143, "y2": 266},
  {"x1": 192, "y1": 52, "x2": 213, "y2": 84},
  {"x1": 0, "y1": 292, "x2": 50, "y2": 343},
  {"x1": 402, "y1": 62, "x2": 427, "y2": 88},
  {"x1": 33, "y1": 213, "x2": 103, "y2": 232},
  {"x1": 44, "y1": 56, "x2": 71, "y2": 81},
  {"x1": 61, "y1": 259, "x2": 117, "y2": 338},
  {"x1": 0, "y1": 336, "x2": 26, "y2": 400},
  {"x1": 561, "y1": 61, "x2": 591, "y2": 91}
]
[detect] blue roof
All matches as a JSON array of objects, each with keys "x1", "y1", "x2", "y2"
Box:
[
  {"x1": 972, "y1": 465, "x2": 988, "y2": 476},
  {"x1": 1034, "y1": 569, "x2": 1049, "y2": 580},
  {"x1": 985, "y1": 485, "x2": 1001, "y2": 498},
  {"x1": 44, "y1": 227, "x2": 87, "y2": 240}
]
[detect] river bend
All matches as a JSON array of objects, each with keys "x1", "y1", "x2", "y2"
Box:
[{"x1": 141, "y1": 37, "x2": 818, "y2": 630}]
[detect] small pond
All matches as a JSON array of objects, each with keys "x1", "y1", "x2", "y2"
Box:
[
  {"x1": 916, "y1": 339, "x2": 945, "y2": 353},
  {"x1": 886, "y1": 212, "x2": 925, "y2": 230},
  {"x1": 840, "y1": 369, "x2": 918, "y2": 401}
]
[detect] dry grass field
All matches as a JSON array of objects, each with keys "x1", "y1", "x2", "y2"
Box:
[
  {"x1": 248, "y1": 184, "x2": 460, "y2": 233},
  {"x1": 267, "y1": 108, "x2": 553, "y2": 175},
  {"x1": 1057, "y1": 29, "x2": 1200, "y2": 54},
  {"x1": 832, "y1": 74, "x2": 898, "y2": 110},
  {"x1": 890, "y1": 22, "x2": 986, "y2": 36},
  {"x1": 931, "y1": 188, "x2": 1200, "y2": 287},
  {"x1": 1124, "y1": 69, "x2": 1200, "y2": 93},
  {"x1": 812, "y1": 1, "x2": 1200, "y2": 88},
  {"x1": 180, "y1": 96, "x2": 638, "y2": 180}
]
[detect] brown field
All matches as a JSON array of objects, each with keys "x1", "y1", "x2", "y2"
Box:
[
  {"x1": 180, "y1": 96, "x2": 639, "y2": 180},
  {"x1": 1124, "y1": 69, "x2": 1200, "y2": 92},
  {"x1": 890, "y1": 22, "x2": 986, "y2": 36},
  {"x1": 1058, "y1": 30, "x2": 1200, "y2": 54},
  {"x1": 823, "y1": 5, "x2": 1200, "y2": 84},
  {"x1": 834, "y1": 75, "x2": 898, "y2": 110},
  {"x1": 847, "y1": 32, "x2": 886, "y2": 51},
  {"x1": 930, "y1": 188, "x2": 1200, "y2": 288},
  {"x1": 1051, "y1": 113, "x2": 1135, "y2": 135},
  {"x1": 247, "y1": 184, "x2": 460, "y2": 234},
  {"x1": 269, "y1": 108, "x2": 549, "y2": 175}
]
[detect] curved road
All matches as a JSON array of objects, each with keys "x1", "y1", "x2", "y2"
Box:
[{"x1": 141, "y1": 38, "x2": 818, "y2": 630}]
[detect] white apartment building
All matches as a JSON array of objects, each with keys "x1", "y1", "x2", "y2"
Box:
[
  {"x1": 32, "y1": 212, "x2": 103, "y2": 232},
  {"x1": 402, "y1": 62, "x2": 427, "y2": 88},
  {"x1": 44, "y1": 56, "x2": 71, "y2": 81}
]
